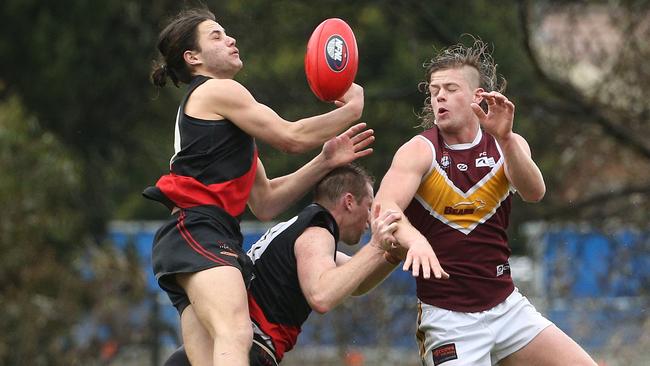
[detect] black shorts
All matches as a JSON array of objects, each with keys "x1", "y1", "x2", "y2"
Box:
[
  {"x1": 163, "y1": 334, "x2": 279, "y2": 366},
  {"x1": 152, "y1": 205, "x2": 254, "y2": 314}
]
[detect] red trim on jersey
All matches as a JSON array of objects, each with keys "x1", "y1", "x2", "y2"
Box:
[
  {"x1": 156, "y1": 150, "x2": 258, "y2": 217},
  {"x1": 248, "y1": 293, "x2": 300, "y2": 362},
  {"x1": 176, "y1": 211, "x2": 230, "y2": 266}
]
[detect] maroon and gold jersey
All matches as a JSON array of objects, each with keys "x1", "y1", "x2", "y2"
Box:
[{"x1": 404, "y1": 127, "x2": 514, "y2": 312}]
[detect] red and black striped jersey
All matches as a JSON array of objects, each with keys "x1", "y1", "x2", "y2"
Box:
[
  {"x1": 246, "y1": 203, "x2": 339, "y2": 361},
  {"x1": 404, "y1": 126, "x2": 515, "y2": 312},
  {"x1": 146, "y1": 75, "x2": 258, "y2": 218}
]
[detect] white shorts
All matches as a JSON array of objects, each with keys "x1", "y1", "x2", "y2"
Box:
[{"x1": 416, "y1": 289, "x2": 552, "y2": 366}]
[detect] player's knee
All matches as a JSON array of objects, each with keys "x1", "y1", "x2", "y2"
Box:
[
  {"x1": 216, "y1": 322, "x2": 252, "y2": 349},
  {"x1": 210, "y1": 315, "x2": 252, "y2": 344}
]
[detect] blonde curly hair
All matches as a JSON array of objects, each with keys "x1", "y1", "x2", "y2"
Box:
[{"x1": 418, "y1": 36, "x2": 506, "y2": 129}]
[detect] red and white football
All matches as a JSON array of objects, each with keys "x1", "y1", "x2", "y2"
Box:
[{"x1": 305, "y1": 18, "x2": 358, "y2": 102}]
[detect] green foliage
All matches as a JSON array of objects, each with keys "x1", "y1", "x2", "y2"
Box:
[{"x1": 0, "y1": 96, "x2": 149, "y2": 364}]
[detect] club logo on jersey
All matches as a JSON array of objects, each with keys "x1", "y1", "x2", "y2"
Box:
[
  {"x1": 456, "y1": 163, "x2": 468, "y2": 171},
  {"x1": 325, "y1": 35, "x2": 348, "y2": 72},
  {"x1": 440, "y1": 154, "x2": 451, "y2": 169},
  {"x1": 432, "y1": 343, "x2": 457, "y2": 365},
  {"x1": 443, "y1": 199, "x2": 486, "y2": 215}
]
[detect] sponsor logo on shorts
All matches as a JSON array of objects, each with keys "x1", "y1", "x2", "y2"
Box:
[
  {"x1": 325, "y1": 35, "x2": 348, "y2": 72},
  {"x1": 220, "y1": 250, "x2": 239, "y2": 258},
  {"x1": 432, "y1": 343, "x2": 457, "y2": 365}
]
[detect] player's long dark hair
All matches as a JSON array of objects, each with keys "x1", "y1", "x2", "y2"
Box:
[{"x1": 151, "y1": 7, "x2": 215, "y2": 88}]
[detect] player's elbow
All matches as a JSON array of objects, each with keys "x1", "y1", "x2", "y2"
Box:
[
  {"x1": 307, "y1": 294, "x2": 334, "y2": 314},
  {"x1": 311, "y1": 304, "x2": 331, "y2": 315},
  {"x1": 522, "y1": 186, "x2": 545, "y2": 203},
  {"x1": 248, "y1": 202, "x2": 276, "y2": 222}
]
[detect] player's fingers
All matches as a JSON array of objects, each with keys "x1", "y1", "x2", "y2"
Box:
[
  {"x1": 380, "y1": 209, "x2": 398, "y2": 220},
  {"x1": 385, "y1": 222, "x2": 399, "y2": 235},
  {"x1": 350, "y1": 128, "x2": 373, "y2": 143},
  {"x1": 403, "y1": 253, "x2": 413, "y2": 272},
  {"x1": 432, "y1": 259, "x2": 450, "y2": 279},
  {"x1": 492, "y1": 93, "x2": 506, "y2": 103},
  {"x1": 353, "y1": 134, "x2": 375, "y2": 151},
  {"x1": 354, "y1": 148, "x2": 373, "y2": 159},
  {"x1": 411, "y1": 256, "x2": 421, "y2": 277},
  {"x1": 347, "y1": 122, "x2": 367, "y2": 137},
  {"x1": 386, "y1": 211, "x2": 402, "y2": 224},
  {"x1": 471, "y1": 103, "x2": 486, "y2": 121},
  {"x1": 421, "y1": 257, "x2": 431, "y2": 279}
]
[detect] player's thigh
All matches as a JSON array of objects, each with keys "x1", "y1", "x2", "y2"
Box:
[
  {"x1": 178, "y1": 266, "x2": 250, "y2": 335},
  {"x1": 499, "y1": 325, "x2": 596, "y2": 366},
  {"x1": 417, "y1": 302, "x2": 492, "y2": 366}
]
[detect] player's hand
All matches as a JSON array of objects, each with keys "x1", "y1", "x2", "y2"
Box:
[
  {"x1": 403, "y1": 240, "x2": 449, "y2": 280},
  {"x1": 334, "y1": 83, "x2": 364, "y2": 109},
  {"x1": 321, "y1": 122, "x2": 374, "y2": 167},
  {"x1": 472, "y1": 91, "x2": 515, "y2": 142},
  {"x1": 388, "y1": 242, "x2": 407, "y2": 261},
  {"x1": 369, "y1": 204, "x2": 401, "y2": 251}
]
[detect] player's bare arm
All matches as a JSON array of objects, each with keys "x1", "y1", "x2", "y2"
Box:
[
  {"x1": 248, "y1": 123, "x2": 374, "y2": 221},
  {"x1": 295, "y1": 209, "x2": 400, "y2": 313},
  {"x1": 349, "y1": 205, "x2": 404, "y2": 295},
  {"x1": 374, "y1": 137, "x2": 450, "y2": 280},
  {"x1": 472, "y1": 92, "x2": 545, "y2": 202},
  {"x1": 190, "y1": 78, "x2": 363, "y2": 153}
]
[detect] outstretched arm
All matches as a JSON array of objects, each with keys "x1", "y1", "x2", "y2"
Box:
[
  {"x1": 248, "y1": 123, "x2": 374, "y2": 221},
  {"x1": 200, "y1": 79, "x2": 364, "y2": 153},
  {"x1": 296, "y1": 208, "x2": 400, "y2": 314},
  {"x1": 374, "y1": 137, "x2": 450, "y2": 280},
  {"x1": 338, "y1": 205, "x2": 405, "y2": 295},
  {"x1": 472, "y1": 92, "x2": 545, "y2": 202}
]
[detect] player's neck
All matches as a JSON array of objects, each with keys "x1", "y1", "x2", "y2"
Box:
[{"x1": 440, "y1": 123, "x2": 480, "y2": 146}]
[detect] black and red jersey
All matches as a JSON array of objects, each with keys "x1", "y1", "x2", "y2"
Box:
[
  {"x1": 145, "y1": 75, "x2": 257, "y2": 218},
  {"x1": 246, "y1": 203, "x2": 339, "y2": 362},
  {"x1": 404, "y1": 126, "x2": 514, "y2": 312}
]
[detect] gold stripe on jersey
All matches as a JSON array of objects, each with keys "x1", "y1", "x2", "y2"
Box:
[{"x1": 414, "y1": 159, "x2": 511, "y2": 235}]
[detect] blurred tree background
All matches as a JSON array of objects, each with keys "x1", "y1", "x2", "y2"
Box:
[{"x1": 1, "y1": 0, "x2": 648, "y2": 364}]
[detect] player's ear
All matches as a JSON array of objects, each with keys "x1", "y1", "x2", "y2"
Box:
[
  {"x1": 183, "y1": 49, "x2": 202, "y2": 66},
  {"x1": 473, "y1": 87, "x2": 484, "y2": 104},
  {"x1": 344, "y1": 193, "x2": 354, "y2": 211},
  {"x1": 474, "y1": 88, "x2": 487, "y2": 112}
]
